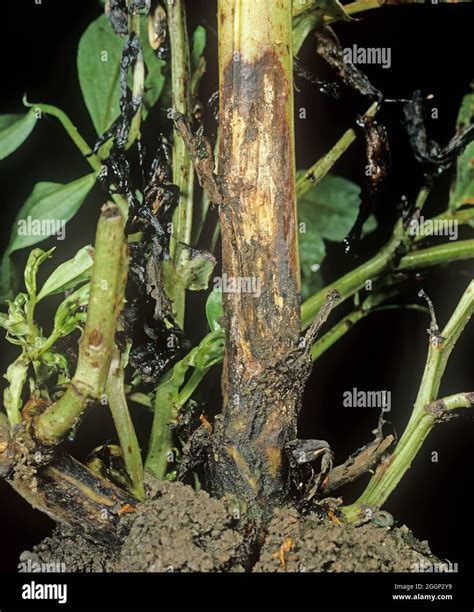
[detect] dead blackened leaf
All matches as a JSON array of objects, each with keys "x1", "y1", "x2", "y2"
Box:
[
  {"x1": 105, "y1": 0, "x2": 129, "y2": 35},
  {"x1": 343, "y1": 116, "x2": 390, "y2": 252},
  {"x1": 148, "y1": 3, "x2": 169, "y2": 60},
  {"x1": 316, "y1": 27, "x2": 382, "y2": 101},
  {"x1": 403, "y1": 90, "x2": 474, "y2": 177}
]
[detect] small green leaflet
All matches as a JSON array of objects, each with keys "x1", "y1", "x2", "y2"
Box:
[
  {"x1": 449, "y1": 88, "x2": 474, "y2": 213},
  {"x1": 24, "y1": 248, "x2": 54, "y2": 299},
  {"x1": 179, "y1": 249, "x2": 216, "y2": 292},
  {"x1": 77, "y1": 15, "x2": 166, "y2": 135},
  {"x1": 0, "y1": 110, "x2": 37, "y2": 160},
  {"x1": 206, "y1": 288, "x2": 224, "y2": 331},
  {"x1": 37, "y1": 245, "x2": 94, "y2": 301},
  {"x1": 0, "y1": 173, "x2": 96, "y2": 301},
  {"x1": 191, "y1": 25, "x2": 206, "y2": 71},
  {"x1": 298, "y1": 173, "x2": 377, "y2": 299}
]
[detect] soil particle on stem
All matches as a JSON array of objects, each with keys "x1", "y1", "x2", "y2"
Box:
[{"x1": 253, "y1": 506, "x2": 438, "y2": 572}]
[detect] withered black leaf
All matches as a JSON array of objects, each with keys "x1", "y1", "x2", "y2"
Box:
[
  {"x1": 316, "y1": 27, "x2": 382, "y2": 101},
  {"x1": 403, "y1": 90, "x2": 474, "y2": 175},
  {"x1": 344, "y1": 115, "x2": 390, "y2": 252},
  {"x1": 105, "y1": 0, "x2": 128, "y2": 35}
]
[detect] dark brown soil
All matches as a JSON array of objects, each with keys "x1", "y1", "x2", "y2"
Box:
[
  {"x1": 20, "y1": 479, "x2": 437, "y2": 573},
  {"x1": 116, "y1": 479, "x2": 244, "y2": 572},
  {"x1": 253, "y1": 506, "x2": 437, "y2": 572},
  {"x1": 19, "y1": 525, "x2": 118, "y2": 573}
]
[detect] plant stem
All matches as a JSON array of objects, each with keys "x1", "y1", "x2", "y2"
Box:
[
  {"x1": 145, "y1": 369, "x2": 177, "y2": 480},
  {"x1": 23, "y1": 98, "x2": 101, "y2": 171},
  {"x1": 106, "y1": 345, "x2": 145, "y2": 500},
  {"x1": 210, "y1": 0, "x2": 301, "y2": 516},
  {"x1": 414, "y1": 208, "x2": 474, "y2": 243},
  {"x1": 301, "y1": 238, "x2": 474, "y2": 330},
  {"x1": 343, "y1": 280, "x2": 474, "y2": 522},
  {"x1": 23, "y1": 98, "x2": 129, "y2": 218},
  {"x1": 35, "y1": 203, "x2": 126, "y2": 445},
  {"x1": 343, "y1": 0, "x2": 384, "y2": 18},
  {"x1": 398, "y1": 239, "x2": 474, "y2": 271},
  {"x1": 296, "y1": 102, "x2": 379, "y2": 198},
  {"x1": 166, "y1": 0, "x2": 194, "y2": 327}
]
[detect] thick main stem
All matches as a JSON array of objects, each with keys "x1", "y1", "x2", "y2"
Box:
[{"x1": 208, "y1": 0, "x2": 300, "y2": 517}]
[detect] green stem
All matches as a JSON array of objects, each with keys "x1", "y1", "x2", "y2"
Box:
[
  {"x1": 106, "y1": 345, "x2": 145, "y2": 500},
  {"x1": 177, "y1": 367, "x2": 210, "y2": 406},
  {"x1": 296, "y1": 102, "x2": 379, "y2": 198},
  {"x1": 125, "y1": 9, "x2": 144, "y2": 150},
  {"x1": 35, "y1": 203, "x2": 126, "y2": 445},
  {"x1": 343, "y1": 280, "x2": 474, "y2": 522},
  {"x1": 301, "y1": 238, "x2": 474, "y2": 330},
  {"x1": 145, "y1": 369, "x2": 177, "y2": 480},
  {"x1": 413, "y1": 208, "x2": 474, "y2": 244},
  {"x1": 343, "y1": 0, "x2": 384, "y2": 18},
  {"x1": 398, "y1": 239, "x2": 474, "y2": 271},
  {"x1": 166, "y1": 0, "x2": 194, "y2": 326},
  {"x1": 301, "y1": 239, "x2": 395, "y2": 329},
  {"x1": 22, "y1": 98, "x2": 129, "y2": 219},
  {"x1": 145, "y1": 329, "x2": 223, "y2": 479},
  {"x1": 428, "y1": 392, "x2": 474, "y2": 412},
  {"x1": 210, "y1": 220, "x2": 221, "y2": 254},
  {"x1": 23, "y1": 98, "x2": 101, "y2": 171}
]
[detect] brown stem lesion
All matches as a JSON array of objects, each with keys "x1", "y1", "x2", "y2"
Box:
[{"x1": 206, "y1": 0, "x2": 301, "y2": 517}]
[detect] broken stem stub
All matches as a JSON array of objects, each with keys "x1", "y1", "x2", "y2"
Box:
[{"x1": 35, "y1": 203, "x2": 126, "y2": 446}]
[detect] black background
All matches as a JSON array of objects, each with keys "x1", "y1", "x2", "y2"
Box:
[{"x1": 0, "y1": 0, "x2": 473, "y2": 576}]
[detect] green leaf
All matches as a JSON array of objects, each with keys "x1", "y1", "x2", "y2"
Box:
[
  {"x1": 52, "y1": 283, "x2": 90, "y2": 339},
  {"x1": 3, "y1": 356, "x2": 29, "y2": 426},
  {"x1": 37, "y1": 245, "x2": 94, "y2": 301},
  {"x1": 0, "y1": 110, "x2": 37, "y2": 160},
  {"x1": 171, "y1": 248, "x2": 216, "y2": 292},
  {"x1": 0, "y1": 173, "x2": 96, "y2": 301},
  {"x1": 293, "y1": 0, "x2": 353, "y2": 55},
  {"x1": 449, "y1": 88, "x2": 474, "y2": 212},
  {"x1": 8, "y1": 174, "x2": 96, "y2": 255},
  {"x1": 0, "y1": 293, "x2": 30, "y2": 341},
  {"x1": 191, "y1": 25, "x2": 206, "y2": 71},
  {"x1": 206, "y1": 288, "x2": 224, "y2": 331},
  {"x1": 183, "y1": 250, "x2": 216, "y2": 291},
  {"x1": 78, "y1": 15, "x2": 165, "y2": 135},
  {"x1": 192, "y1": 329, "x2": 224, "y2": 370},
  {"x1": 318, "y1": 0, "x2": 354, "y2": 22},
  {"x1": 293, "y1": 11, "x2": 321, "y2": 56},
  {"x1": 78, "y1": 15, "x2": 123, "y2": 135},
  {"x1": 298, "y1": 174, "x2": 377, "y2": 299},
  {"x1": 24, "y1": 248, "x2": 55, "y2": 299}
]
